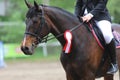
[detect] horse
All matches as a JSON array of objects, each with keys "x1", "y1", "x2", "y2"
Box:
[{"x1": 21, "y1": 0, "x2": 120, "y2": 80}]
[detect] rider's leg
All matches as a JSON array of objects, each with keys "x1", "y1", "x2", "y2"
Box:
[{"x1": 95, "y1": 20, "x2": 118, "y2": 74}]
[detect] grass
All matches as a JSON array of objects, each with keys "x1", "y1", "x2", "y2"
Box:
[
  {"x1": 4, "y1": 43, "x2": 61, "y2": 62},
  {"x1": 4, "y1": 43, "x2": 27, "y2": 58}
]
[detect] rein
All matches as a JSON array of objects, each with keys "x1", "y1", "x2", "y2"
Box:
[{"x1": 41, "y1": 22, "x2": 84, "y2": 43}]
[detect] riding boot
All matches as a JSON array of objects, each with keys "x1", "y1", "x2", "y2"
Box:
[{"x1": 106, "y1": 39, "x2": 118, "y2": 74}]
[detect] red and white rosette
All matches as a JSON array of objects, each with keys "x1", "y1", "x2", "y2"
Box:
[{"x1": 63, "y1": 30, "x2": 72, "y2": 54}]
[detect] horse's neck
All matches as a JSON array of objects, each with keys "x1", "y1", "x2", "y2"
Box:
[
  {"x1": 46, "y1": 8, "x2": 102, "y2": 60},
  {"x1": 45, "y1": 7, "x2": 80, "y2": 46},
  {"x1": 45, "y1": 6, "x2": 96, "y2": 50}
]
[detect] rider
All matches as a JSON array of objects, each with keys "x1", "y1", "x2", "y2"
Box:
[{"x1": 74, "y1": 0, "x2": 118, "y2": 74}]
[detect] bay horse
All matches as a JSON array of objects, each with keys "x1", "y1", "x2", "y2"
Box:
[{"x1": 21, "y1": 0, "x2": 120, "y2": 80}]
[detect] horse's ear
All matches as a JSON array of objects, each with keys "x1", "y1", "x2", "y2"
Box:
[
  {"x1": 34, "y1": 0, "x2": 40, "y2": 11},
  {"x1": 25, "y1": 0, "x2": 32, "y2": 8}
]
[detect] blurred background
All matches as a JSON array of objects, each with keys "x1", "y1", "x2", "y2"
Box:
[{"x1": 0, "y1": 0, "x2": 120, "y2": 80}]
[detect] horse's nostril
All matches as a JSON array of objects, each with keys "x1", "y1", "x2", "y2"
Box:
[
  {"x1": 21, "y1": 46, "x2": 33, "y2": 55},
  {"x1": 24, "y1": 46, "x2": 29, "y2": 51},
  {"x1": 21, "y1": 46, "x2": 29, "y2": 51}
]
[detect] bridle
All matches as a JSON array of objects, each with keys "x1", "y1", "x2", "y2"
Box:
[
  {"x1": 25, "y1": 5, "x2": 84, "y2": 43},
  {"x1": 25, "y1": 5, "x2": 50, "y2": 43}
]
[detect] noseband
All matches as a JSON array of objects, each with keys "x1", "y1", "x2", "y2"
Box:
[{"x1": 25, "y1": 32, "x2": 42, "y2": 42}]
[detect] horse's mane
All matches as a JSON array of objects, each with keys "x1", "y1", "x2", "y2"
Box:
[
  {"x1": 41, "y1": 4, "x2": 78, "y2": 21},
  {"x1": 49, "y1": 6, "x2": 75, "y2": 17}
]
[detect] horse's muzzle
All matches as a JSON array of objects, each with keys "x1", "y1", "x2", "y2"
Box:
[{"x1": 21, "y1": 46, "x2": 33, "y2": 55}]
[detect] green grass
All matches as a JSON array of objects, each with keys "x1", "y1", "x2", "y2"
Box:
[
  {"x1": 4, "y1": 43, "x2": 27, "y2": 58},
  {"x1": 4, "y1": 43, "x2": 61, "y2": 62}
]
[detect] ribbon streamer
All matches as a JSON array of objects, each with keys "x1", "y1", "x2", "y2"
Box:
[{"x1": 63, "y1": 30, "x2": 72, "y2": 54}]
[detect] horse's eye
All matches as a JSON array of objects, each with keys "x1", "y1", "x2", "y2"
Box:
[{"x1": 25, "y1": 18, "x2": 30, "y2": 24}]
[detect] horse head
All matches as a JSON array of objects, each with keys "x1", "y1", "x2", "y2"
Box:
[
  {"x1": 21, "y1": 0, "x2": 80, "y2": 55},
  {"x1": 21, "y1": 0, "x2": 50, "y2": 55}
]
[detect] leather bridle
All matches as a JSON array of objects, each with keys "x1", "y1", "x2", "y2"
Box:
[{"x1": 25, "y1": 5, "x2": 49, "y2": 43}]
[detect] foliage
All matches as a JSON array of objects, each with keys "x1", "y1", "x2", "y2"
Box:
[
  {"x1": 0, "y1": 0, "x2": 120, "y2": 22},
  {"x1": 107, "y1": 0, "x2": 120, "y2": 23},
  {"x1": 0, "y1": 23, "x2": 25, "y2": 43},
  {"x1": 0, "y1": 0, "x2": 75, "y2": 21},
  {"x1": 50, "y1": 0, "x2": 75, "y2": 12}
]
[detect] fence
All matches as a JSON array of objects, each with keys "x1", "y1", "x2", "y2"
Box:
[{"x1": 39, "y1": 42, "x2": 61, "y2": 56}]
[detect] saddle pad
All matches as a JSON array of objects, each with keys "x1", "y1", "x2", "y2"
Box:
[
  {"x1": 87, "y1": 22, "x2": 120, "y2": 49},
  {"x1": 113, "y1": 31, "x2": 120, "y2": 48}
]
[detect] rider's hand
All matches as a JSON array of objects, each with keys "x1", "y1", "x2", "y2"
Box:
[{"x1": 81, "y1": 13, "x2": 94, "y2": 22}]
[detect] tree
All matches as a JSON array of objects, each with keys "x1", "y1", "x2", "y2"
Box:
[
  {"x1": 108, "y1": 0, "x2": 120, "y2": 23},
  {"x1": 42, "y1": 0, "x2": 49, "y2": 5}
]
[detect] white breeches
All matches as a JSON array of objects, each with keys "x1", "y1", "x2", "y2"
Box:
[{"x1": 95, "y1": 20, "x2": 113, "y2": 44}]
